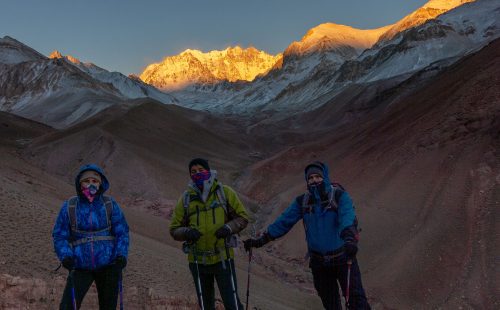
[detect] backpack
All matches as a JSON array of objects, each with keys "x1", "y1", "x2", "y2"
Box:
[{"x1": 66, "y1": 196, "x2": 115, "y2": 247}]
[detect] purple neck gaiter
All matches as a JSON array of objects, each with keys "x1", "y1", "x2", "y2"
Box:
[
  {"x1": 191, "y1": 171, "x2": 211, "y2": 189},
  {"x1": 81, "y1": 184, "x2": 99, "y2": 202}
]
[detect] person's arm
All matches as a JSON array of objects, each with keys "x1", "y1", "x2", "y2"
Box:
[
  {"x1": 224, "y1": 185, "x2": 249, "y2": 234},
  {"x1": 337, "y1": 191, "x2": 359, "y2": 258},
  {"x1": 243, "y1": 200, "x2": 303, "y2": 251},
  {"x1": 337, "y1": 191, "x2": 356, "y2": 234},
  {"x1": 267, "y1": 199, "x2": 303, "y2": 239},
  {"x1": 52, "y1": 201, "x2": 74, "y2": 261},
  {"x1": 169, "y1": 195, "x2": 191, "y2": 241},
  {"x1": 110, "y1": 198, "x2": 129, "y2": 258}
]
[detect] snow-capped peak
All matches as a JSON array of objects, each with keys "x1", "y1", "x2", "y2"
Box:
[
  {"x1": 423, "y1": 0, "x2": 475, "y2": 10},
  {"x1": 287, "y1": 23, "x2": 393, "y2": 55},
  {"x1": 0, "y1": 36, "x2": 47, "y2": 64},
  {"x1": 376, "y1": 0, "x2": 476, "y2": 44},
  {"x1": 140, "y1": 46, "x2": 282, "y2": 90},
  {"x1": 49, "y1": 50, "x2": 82, "y2": 65}
]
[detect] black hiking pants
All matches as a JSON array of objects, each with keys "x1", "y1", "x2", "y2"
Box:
[
  {"x1": 189, "y1": 259, "x2": 244, "y2": 310},
  {"x1": 59, "y1": 265, "x2": 121, "y2": 310},
  {"x1": 311, "y1": 257, "x2": 371, "y2": 310}
]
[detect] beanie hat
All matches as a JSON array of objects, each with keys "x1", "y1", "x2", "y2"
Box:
[
  {"x1": 304, "y1": 162, "x2": 325, "y2": 180},
  {"x1": 189, "y1": 158, "x2": 210, "y2": 172},
  {"x1": 79, "y1": 170, "x2": 102, "y2": 183}
]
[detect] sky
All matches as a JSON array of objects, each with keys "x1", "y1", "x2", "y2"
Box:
[{"x1": 1, "y1": 0, "x2": 428, "y2": 75}]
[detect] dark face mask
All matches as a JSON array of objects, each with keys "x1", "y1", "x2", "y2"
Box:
[{"x1": 308, "y1": 181, "x2": 328, "y2": 199}]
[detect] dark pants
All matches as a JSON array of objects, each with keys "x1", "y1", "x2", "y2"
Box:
[
  {"x1": 59, "y1": 265, "x2": 121, "y2": 310},
  {"x1": 311, "y1": 257, "x2": 370, "y2": 310},
  {"x1": 189, "y1": 259, "x2": 243, "y2": 310}
]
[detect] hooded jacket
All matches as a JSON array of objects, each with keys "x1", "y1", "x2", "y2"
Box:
[
  {"x1": 170, "y1": 171, "x2": 248, "y2": 265},
  {"x1": 266, "y1": 162, "x2": 356, "y2": 255},
  {"x1": 52, "y1": 164, "x2": 129, "y2": 270}
]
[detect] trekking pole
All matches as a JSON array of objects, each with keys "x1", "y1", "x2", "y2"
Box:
[
  {"x1": 345, "y1": 259, "x2": 352, "y2": 309},
  {"x1": 245, "y1": 225, "x2": 255, "y2": 310},
  {"x1": 192, "y1": 245, "x2": 205, "y2": 310},
  {"x1": 69, "y1": 270, "x2": 77, "y2": 310},
  {"x1": 119, "y1": 271, "x2": 124, "y2": 310},
  {"x1": 223, "y1": 238, "x2": 239, "y2": 310},
  {"x1": 245, "y1": 247, "x2": 252, "y2": 310}
]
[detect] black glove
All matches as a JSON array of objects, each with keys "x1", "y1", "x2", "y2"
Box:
[
  {"x1": 114, "y1": 256, "x2": 127, "y2": 269},
  {"x1": 185, "y1": 228, "x2": 202, "y2": 242},
  {"x1": 343, "y1": 242, "x2": 358, "y2": 259},
  {"x1": 243, "y1": 233, "x2": 271, "y2": 252},
  {"x1": 215, "y1": 224, "x2": 232, "y2": 239},
  {"x1": 340, "y1": 225, "x2": 359, "y2": 259},
  {"x1": 62, "y1": 257, "x2": 75, "y2": 270}
]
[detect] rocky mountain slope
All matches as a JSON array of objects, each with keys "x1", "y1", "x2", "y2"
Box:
[{"x1": 0, "y1": 37, "x2": 176, "y2": 128}]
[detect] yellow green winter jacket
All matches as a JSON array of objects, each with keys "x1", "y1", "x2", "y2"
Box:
[{"x1": 169, "y1": 174, "x2": 248, "y2": 265}]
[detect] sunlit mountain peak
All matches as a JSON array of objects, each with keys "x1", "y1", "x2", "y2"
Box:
[
  {"x1": 140, "y1": 46, "x2": 282, "y2": 90},
  {"x1": 377, "y1": 0, "x2": 475, "y2": 43},
  {"x1": 49, "y1": 50, "x2": 82, "y2": 65},
  {"x1": 285, "y1": 23, "x2": 393, "y2": 57}
]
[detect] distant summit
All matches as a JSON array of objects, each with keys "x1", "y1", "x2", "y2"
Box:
[
  {"x1": 376, "y1": 0, "x2": 475, "y2": 44},
  {"x1": 284, "y1": 23, "x2": 392, "y2": 57},
  {"x1": 49, "y1": 50, "x2": 82, "y2": 64},
  {"x1": 139, "y1": 46, "x2": 282, "y2": 90}
]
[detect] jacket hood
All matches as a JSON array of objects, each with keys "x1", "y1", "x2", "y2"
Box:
[
  {"x1": 304, "y1": 161, "x2": 332, "y2": 187},
  {"x1": 75, "y1": 164, "x2": 109, "y2": 195}
]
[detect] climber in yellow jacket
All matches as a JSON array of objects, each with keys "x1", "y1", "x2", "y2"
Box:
[{"x1": 170, "y1": 158, "x2": 248, "y2": 310}]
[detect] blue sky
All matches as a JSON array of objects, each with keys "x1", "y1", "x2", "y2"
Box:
[{"x1": 1, "y1": 0, "x2": 427, "y2": 75}]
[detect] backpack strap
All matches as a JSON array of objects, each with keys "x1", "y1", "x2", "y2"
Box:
[
  {"x1": 102, "y1": 195, "x2": 114, "y2": 229},
  {"x1": 182, "y1": 190, "x2": 191, "y2": 226},
  {"x1": 67, "y1": 195, "x2": 114, "y2": 233},
  {"x1": 182, "y1": 183, "x2": 232, "y2": 226},
  {"x1": 67, "y1": 196, "x2": 78, "y2": 232},
  {"x1": 298, "y1": 184, "x2": 343, "y2": 215},
  {"x1": 214, "y1": 183, "x2": 228, "y2": 215}
]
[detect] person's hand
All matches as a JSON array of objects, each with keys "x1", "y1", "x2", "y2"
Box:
[
  {"x1": 215, "y1": 225, "x2": 232, "y2": 239},
  {"x1": 185, "y1": 228, "x2": 202, "y2": 242},
  {"x1": 243, "y1": 233, "x2": 271, "y2": 252},
  {"x1": 344, "y1": 242, "x2": 358, "y2": 259},
  {"x1": 62, "y1": 257, "x2": 75, "y2": 270},
  {"x1": 114, "y1": 256, "x2": 127, "y2": 269}
]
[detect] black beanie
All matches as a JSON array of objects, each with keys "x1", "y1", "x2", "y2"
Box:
[
  {"x1": 189, "y1": 158, "x2": 210, "y2": 172},
  {"x1": 305, "y1": 162, "x2": 325, "y2": 180}
]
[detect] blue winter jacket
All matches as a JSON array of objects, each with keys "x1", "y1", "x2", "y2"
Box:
[
  {"x1": 267, "y1": 163, "x2": 356, "y2": 255},
  {"x1": 52, "y1": 164, "x2": 129, "y2": 270}
]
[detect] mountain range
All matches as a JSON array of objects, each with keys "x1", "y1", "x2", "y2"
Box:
[{"x1": 0, "y1": 0, "x2": 499, "y2": 308}]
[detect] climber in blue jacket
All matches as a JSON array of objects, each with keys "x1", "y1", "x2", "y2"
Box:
[
  {"x1": 53, "y1": 164, "x2": 129, "y2": 309},
  {"x1": 244, "y1": 161, "x2": 370, "y2": 309}
]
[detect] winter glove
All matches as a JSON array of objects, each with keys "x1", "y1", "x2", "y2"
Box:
[
  {"x1": 215, "y1": 224, "x2": 232, "y2": 239},
  {"x1": 62, "y1": 257, "x2": 75, "y2": 270},
  {"x1": 114, "y1": 256, "x2": 127, "y2": 269},
  {"x1": 343, "y1": 242, "x2": 358, "y2": 259},
  {"x1": 243, "y1": 232, "x2": 272, "y2": 252},
  {"x1": 185, "y1": 228, "x2": 202, "y2": 242},
  {"x1": 340, "y1": 225, "x2": 359, "y2": 259}
]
